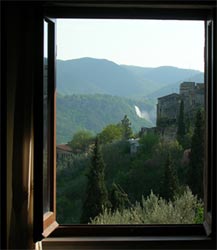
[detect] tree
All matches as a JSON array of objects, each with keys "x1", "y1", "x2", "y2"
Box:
[
  {"x1": 69, "y1": 130, "x2": 94, "y2": 154},
  {"x1": 162, "y1": 153, "x2": 179, "y2": 201},
  {"x1": 177, "y1": 99, "x2": 186, "y2": 148},
  {"x1": 80, "y1": 137, "x2": 109, "y2": 223},
  {"x1": 110, "y1": 183, "x2": 130, "y2": 212},
  {"x1": 187, "y1": 109, "x2": 204, "y2": 198},
  {"x1": 98, "y1": 124, "x2": 123, "y2": 144},
  {"x1": 121, "y1": 115, "x2": 133, "y2": 139},
  {"x1": 139, "y1": 132, "x2": 159, "y2": 157}
]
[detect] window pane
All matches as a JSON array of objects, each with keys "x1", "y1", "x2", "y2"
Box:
[
  {"x1": 56, "y1": 19, "x2": 205, "y2": 224},
  {"x1": 43, "y1": 20, "x2": 50, "y2": 213}
]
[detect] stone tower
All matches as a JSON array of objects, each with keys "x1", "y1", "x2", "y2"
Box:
[{"x1": 157, "y1": 81, "x2": 204, "y2": 128}]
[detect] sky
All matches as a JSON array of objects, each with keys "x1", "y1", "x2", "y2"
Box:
[{"x1": 56, "y1": 19, "x2": 205, "y2": 72}]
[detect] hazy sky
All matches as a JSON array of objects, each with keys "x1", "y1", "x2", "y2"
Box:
[{"x1": 57, "y1": 19, "x2": 204, "y2": 72}]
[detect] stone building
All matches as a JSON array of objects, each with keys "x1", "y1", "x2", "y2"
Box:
[
  {"x1": 179, "y1": 82, "x2": 204, "y2": 119},
  {"x1": 139, "y1": 82, "x2": 204, "y2": 141},
  {"x1": 157, "y1": 81, "x2": 204, "y2": 128},
  {"x1": 128, "y1": 138, "x2": 140, "y2": 154},
  {"x1": 56, "y1": 144, "x2": 73, "y2": 160},
  {"x1": 157, "y1": 93, "x2": 181, "y2": 127}
]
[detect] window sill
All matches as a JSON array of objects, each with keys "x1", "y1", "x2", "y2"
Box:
[{"x1": 42, "y1": 235, "x2": 214, "y2": 250}]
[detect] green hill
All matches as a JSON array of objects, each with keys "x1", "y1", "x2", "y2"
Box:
[
  {"x1": 56, "y1": 58, "x2": 204, "y2": 143},
  {"x1": 146, "y1": 72, "x2": 204, "y2": 99},
  {"x1": 57, "y1": 58, "x2": 203, "y2": 98},
  {"x1": 56, "y1": 58, "x2": 152, "y2": 98},
  {"x1": 56, "y1": 94, "x2": 155, "y2": 144}
]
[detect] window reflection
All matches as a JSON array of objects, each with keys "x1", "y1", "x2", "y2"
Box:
[{"x1": 43, "y1": 21, "x2": 50, "y2": 213}]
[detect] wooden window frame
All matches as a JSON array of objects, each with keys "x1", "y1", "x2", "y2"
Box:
[
  {"x1": 42, "y1": 17, "x2": 58, "y2": 238},
  {"x1": 34, "y1": 1, "x2": 216, "y2": 249},
  {"x1": 34, "y1": 16, "x2": 58, "y2": 242}
]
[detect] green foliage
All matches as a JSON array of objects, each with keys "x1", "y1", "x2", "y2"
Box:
[
  {"x1": 56, "y1": 108, "x2": 204, "y2": 224},
  {"x1": 91, "y1": 188, "x2": 203, "y2": 224},
  {"x1": 98, "y1": 124, "x2": 123, "y2": 144},
  {"x1": 155, "y1": 139, "x2": 183, "y2": 163},
  {"x1": 103, "y1": 135, "x2": 181, "y2": 205},
  {"x1": 121, "y1": 115, "x2": 133, "y2": 139},
  {"x1": 139, "y1": 132, "x2": 159, "y2": 157},
  {"x1": 56, "y1": 94, "x2": 154, "y2": 144},
  {"x1": 109, "y1": 183, "x2": 130, "y2": 212},
  {"x1": 69, "y1": 130, "x2": 94, "y2": 154},
  {"x1": 162, "y1": 154, "x2": 179, "y2": 201},
  {"x1": 182, "y1": 112, "x2": 201, "y2": 149},
  {"x1": 81, "y1": 138, "x2": 110, "y2": 223},
  {"x1": 101, "y1": 140, "x2": 131, "y2": 187},
  {"x1": 57, "y1": 132, "x2": 192, "y2": 224},
  {"x1": 187, "y1": 109, "x2": 205, "y2": 198},
  {"x1": 177, "y1": 99, "x2": 186, "y2": 147},
  {"x1": 194, "y1": 206, "x2": 204, "y2": 224},
  {"x1": 56, "y1": 154, "x2": 90, "y2": 224}
]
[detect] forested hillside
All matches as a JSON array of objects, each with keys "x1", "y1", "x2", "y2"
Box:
[
  {"x1": 57, "y1": 94, "x2": 155, "y2": 144},
  {"x1": 56, "y1": 58, "x2": 152, "y2": 97},
  {"x1": 57, "y1": 112, "x2": 204, "y2": 224},
  {"x1": 56, "y1": 58, "x2": 204, "y2": 143}
]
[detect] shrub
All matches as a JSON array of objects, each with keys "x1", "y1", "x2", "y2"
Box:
[{"x1": 90, "y1": 187, "x2": 203, "y2": 224}]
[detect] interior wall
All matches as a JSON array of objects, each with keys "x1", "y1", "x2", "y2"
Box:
[
  {"x1": 6, "y1": 5, "x2": 17, "y2": 247},
  {"x1": 5, "y1": 3, "x2": 39, "y2": 248}
]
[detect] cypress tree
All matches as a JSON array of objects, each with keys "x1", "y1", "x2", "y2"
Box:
[
  {"x1": 110, "y1": 183, "x2": 130, "y2": 212},
  {"x1": 177, "y1": 99, "x2": 186, "y2": 147},
  {"x1": 162, "y1": 153, "x2": 179, "y2": 201},
  {"x1": 121, "y1": 115, "x2": 133, "y2": 139},
  {"x1": 80, "y1": 137, "x2": 109, "y2": 223},
  {"x1": 187, "y1": 109, "x2": 204, "y2": 198}
]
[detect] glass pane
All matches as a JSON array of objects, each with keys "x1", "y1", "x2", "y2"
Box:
[
  {"x1": 56, "y1": 19, "x2": 205, "y2": 224},
  {"x1": 43, "y1": 20, "x2": 50, "y2": 213}
]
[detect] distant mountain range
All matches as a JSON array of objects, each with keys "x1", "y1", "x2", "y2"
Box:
[
  {"x1": 56, "y1": 57, "x2": 204, "y2": 143},
  {"x1": 146, "y1": 72, "x2": 204, "y2": 99},
  {"x1": 57, "y1": 57, "x2": 204, "y2": 98}
]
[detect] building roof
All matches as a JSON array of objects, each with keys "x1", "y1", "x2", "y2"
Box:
[
  {"x1": 128, "y1": 138, "x2": 140, "y2": 145},
  {"x1": 56, "y1": 144, "x2": 72, "y2": 152},
  {"x1": 180, "y1": 81, "x2": 195, "y2": 86},
  {"x1": 157, "y1": 92, "x2": 180, "y2": 100}
]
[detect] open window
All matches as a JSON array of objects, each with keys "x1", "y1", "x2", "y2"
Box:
[
  {"x1": 34, "y1": 17, "x2": 58, "y2": 242},
  {"x1": 55, "y1": 18, "x2": 205, "y2": 226},
  {"x1": 42, "y1": 17, "x2": 58, "y2": 237},
  {"x1": 34, "y1": 2, "x2": 216, "y2": 248},
  {"x1": 203, "y1": 19, "x2": 216, "y2": 238}
]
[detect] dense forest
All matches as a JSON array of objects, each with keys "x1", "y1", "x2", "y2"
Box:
[{"x1": 56, "y1": 110, "x2": 204, "y2": 224}]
